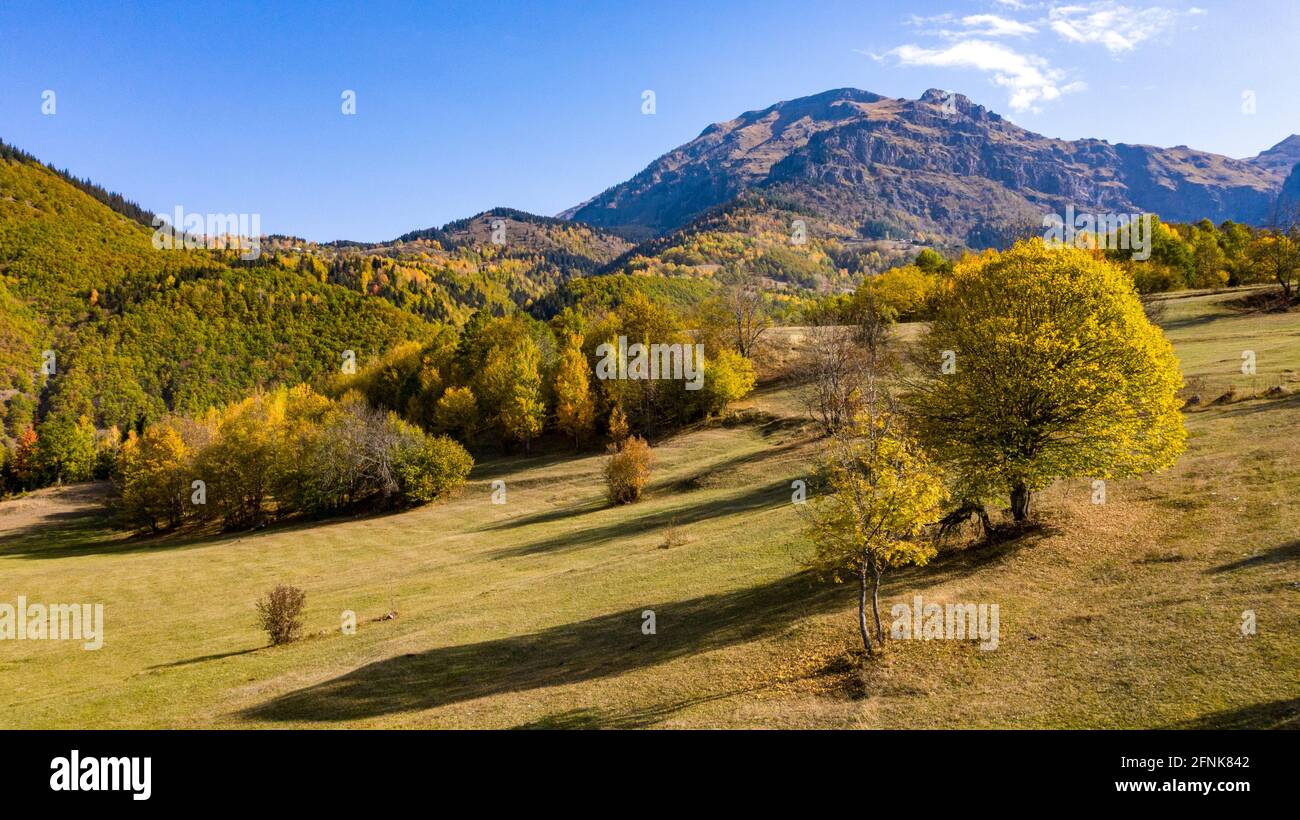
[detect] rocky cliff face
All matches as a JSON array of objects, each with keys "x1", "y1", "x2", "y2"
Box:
[
  {"x1": 564, "y1": 88, "x2": 1292, "y2": 245},
  {"x1": 1277, "y1": 162, "x2": 1300, "y2": 217},
  {"x1": 1246, "y1": 134, "x2": 1300, "y2": 175}
]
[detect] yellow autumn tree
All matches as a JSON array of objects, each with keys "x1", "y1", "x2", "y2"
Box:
[
  {"x1": 554, "y1": 333, "x2": 595, "y2": 446},
  {"x1": 117, "y1": 421, "x2": 191, "y2": 533},
  {"x1": 803, "y1": 410, "x2": 947, "y2": 654},
  {"x1": 490, "y1": 337, "x2": 546, "y2": 452},
  {"x1": 272, "y1": 384, "x2": 335, "y2": 512},
  {"x1": 1247, "y1": 231, "x2": 1300, "y2": 301},
  {"x1": 908, "y1": 239, "x2": 1187, "y2": 522},
  {"x1": 434, "y1": 385, "x2": 479, "y2": 442},
  {"x1": 700, "y1": 348, "x2": 756, "y2": 414},
  {"x1": 196, "y1": 391, "x2": 287, "y2": 529},
  {"x1": 855, "y1": 262, "x2": 938, "y2": 321},
  {"x1": 603, "y1": 434, "x2": 654, "y2": 504},
  {"x1": 607, "y1": 403, "x2": 629, "y2": 445}
]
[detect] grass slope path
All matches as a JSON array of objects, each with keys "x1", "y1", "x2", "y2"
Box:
[{"x1": 1, "y1": 292, "x2": 1297, "y2": 728}]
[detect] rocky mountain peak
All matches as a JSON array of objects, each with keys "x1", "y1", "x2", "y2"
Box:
[
  {"x1": 563, "y1": 87, "x2": 1291, "y2": 245},
  {"x1": 1249, "y1": 134, "x2": 1300, "y2": 174}
]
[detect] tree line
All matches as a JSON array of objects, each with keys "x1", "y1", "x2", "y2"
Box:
[
  {"x1": 328, "y1": 289, "x2": 759, "y2": 450},
  {"x1": 114, "y1": 385, "x2": 472, "y2": 533},
  {"x1": 819, "y1": 216, "x2": 1300, "y2": 327}
]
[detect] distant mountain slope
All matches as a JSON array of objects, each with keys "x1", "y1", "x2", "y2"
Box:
[
  {"x1": 0, "y1": 151, "x2": 433, "y2": 430},
  {"x1": 1278, "y1": 163, "x2": 1300, "y2": 215},
  {"x1": 561, "y1": 89, "x2": 890, "y2": 240},
  {"x1": 269, "y1": 209, "x2": 635, "y2": 323},
  {"x1": 408, "y1": 208, "x2": 632, "y2": 258},
  {"x1": 596, "y1": 192, "x2": 912, "y2": 285},
  {"x1": 1, "y1": 138, "x2": 156, "y2": 227},
  {"x1": 564, "y1": 88, "x2": 1291, "y2": 244},
  {"x1": 1245, "y1": 134, "x2": 1300, "y2": 176}
]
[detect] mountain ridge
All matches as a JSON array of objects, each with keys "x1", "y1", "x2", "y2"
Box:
[{"x1": 562, "y1": 87, "x2": 1296, "y2": 245}]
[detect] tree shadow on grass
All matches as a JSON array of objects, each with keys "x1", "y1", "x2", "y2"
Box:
[
  {"x1": 478, "y1": 440, "x2": 805, "y2": 536},
  {"x1": 670, "y1": 437, "x2": 808, "y2": 491},
  {"x1": 0, "y1": 506, "x2": 115, "y2": 552},
  {"x1": 468, "y1": 450, "x2": 594, "y2": 484},
  {"x1": 241, "y1": 517, "x2": 1062, "y2": 724},
  {"x1": 1158, "y1": 311, "x2": 1229, "y2": 333},
  {"x1": 510, "y1": 686, "x2": 764, "y2": 729},
  {"x1": 889, "y1": 521, "x2": 1061, "y2": 590},
  {"x1": 241, "y1": 570, "x2": 846, "y2": 723},
  {"x1": 1163, "y1": 697, "x2": 1300, "y2": 729},
  {"x1": 146, "y1": 647, "x2": 259, "y2": 670},
  {"x1": 1204, "y1": 391, "x2": 1300, "y2": 420},
  {"x1": 477, "y1": 496, "x2": 609, "y2": 533},
  {"x1": 1207, "y1": 539, "x2": 1300, "y2": 574},
  {"x1": 486, "y1": 480, "x2": 790, "y2": 560},
  {"x1": 0, "y1": 497, "x2": 411, "y2": 561},
  {"x1": 0, "y1": 522, "x2": 213, "y2": 561}
]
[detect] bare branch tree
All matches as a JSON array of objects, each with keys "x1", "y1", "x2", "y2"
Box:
[
  {"x1": 800, "y1": 321, "x2": 869, "y2": 435},
  {"x1": 799, "y1": 295, "x2": 894, "y2": 435},
  {"x1": 719, "y1": 265, "x2": 771, "y2": 359}
]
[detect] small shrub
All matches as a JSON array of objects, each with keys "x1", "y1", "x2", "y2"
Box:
[
  {"x1": 658, "y1": 517, "x2": 687, "y2": 549},
  {"x1": 255, "y1": 584, "x2": 307, "y2": 646},
  {"x1": 392, "y1": 433, "x2": 474, "y2": 505},
  {"x1": 604, "y1": 435, "x2": 654, "y2": 505}
]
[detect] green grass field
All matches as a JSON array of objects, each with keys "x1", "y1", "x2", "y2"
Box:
[{"x1": 2, "y1": 289, "x2": 1297, "y2": 728}]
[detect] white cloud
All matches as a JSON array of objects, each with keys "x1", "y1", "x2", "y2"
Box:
[
  {"x1": 880, "y1": 39, "x2": 1082, "y2": 112},
  {"x1": 1048, "y1": 2, "x2": 1199, "y2": 53},
  {"x1": 906, "y1": 11, "x2": 1038, "y2": 39},
  {"x1": 875, "y1": 1, "x2": 1202, "y2": 110},
  {"x1": 960, "y1": 14, "x2": 1038, "y2": 37}
]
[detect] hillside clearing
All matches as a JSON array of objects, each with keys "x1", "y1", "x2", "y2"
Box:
[{"x1": 2, "y1": 290, "x2": 1297, "y2": 729}]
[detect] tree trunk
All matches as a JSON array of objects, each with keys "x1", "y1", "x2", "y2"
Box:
[
  {"x1": 857, "y1": 558, "x2": 874, "y2": 656},
  {"x1": 870, "y1": 561, "x2": 884, "y2": 647},
  {"x1": 1010, "y1": 482, "x2": 1031, "y2": 522}
]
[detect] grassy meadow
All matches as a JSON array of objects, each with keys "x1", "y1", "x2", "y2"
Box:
[{"x1": 1, "y1": 288, "x2": 1297, "y2": 729}]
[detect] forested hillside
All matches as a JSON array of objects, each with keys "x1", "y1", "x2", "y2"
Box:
[
  {"x1": 266, "y1": 209, "x2": 634, "y2": 324},
  {"x1": 0, "y1": 144, "x2": 763, "y2": 503},
  {"x1": 0, "y1": 154, "x2": 434, "y2": 435}
]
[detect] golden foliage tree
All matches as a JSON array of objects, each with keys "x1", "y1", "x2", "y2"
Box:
[
  {"x1": 607, "y1": 404, "x2": 629, "y2": 445},
  {"x1": 554, "y1": 334, "x2": 595, "y2": 446},
  {"x1": 196, "y1": 391, "x2": 286, "y2": 529},
  {"x1": 433, "y1": 385, "x2": 479, "y2": 442},
  {"x1": 701, "y1": 348, "x2": 756, "y2": 414},
  {"x1": 804, "y1": 410, "x2": 947, "y2": 654},
  {"x1": 117, "y1": 421, "x2": 191, "y2": 532},
  {"x1": 908, "y1": 240, "x2": 1187, "y2": 522},
  {"x1": 11, "y1": 427, "x2": 38, "y2": 490},
  {"x1": 490, "y1": 337, "x2": 546, "y2": 452},
  {"x1": 1247, "y1": 231, "x2": 1300, "y2": 301}
]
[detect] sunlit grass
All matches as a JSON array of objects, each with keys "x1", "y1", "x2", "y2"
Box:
[{"x1": 2, "y1": 291, "x2": 1297, "y2": 728}]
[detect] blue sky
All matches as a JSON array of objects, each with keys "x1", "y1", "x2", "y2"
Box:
[{"x1": 1, "y1": 0, "x2": 1295, "y2": 241}]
